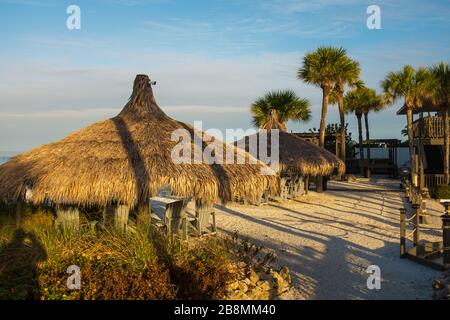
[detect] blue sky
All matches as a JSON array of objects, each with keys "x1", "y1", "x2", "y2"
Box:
[{"x1": 0, "y1": 0, "x2": 449, "y2": 153}]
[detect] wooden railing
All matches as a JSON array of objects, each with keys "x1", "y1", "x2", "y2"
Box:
[
  {"x1": 413, "y1": 116, "x2": 447, "y2": 139},
  {"x1": 424, "y1": 174, "x2": 446, "y2": 195}
]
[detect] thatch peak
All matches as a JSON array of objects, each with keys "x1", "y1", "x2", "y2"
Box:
[
  {"x1": 118, "y1": 74, "x2": 167, "y2": 120},
  {"x1": 0, "y1": 74, "x2": 279, "y2": 207}
]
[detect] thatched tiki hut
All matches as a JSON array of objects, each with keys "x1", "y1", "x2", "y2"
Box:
[
  {"x1": 0, "y1": 74, "x2": 278, "y2": 229},
  {"x1": 236, "y1": 131, "x2": 345, "y2": 198}
]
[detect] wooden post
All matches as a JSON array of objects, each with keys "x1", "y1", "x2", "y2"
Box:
[
  {"x1": 400, "y1": 208, "x2": 407, "y2": 257},
  {"x1": 304, "y1": 176, "x2": 309, "y2": 195},
  {"x1": 412, "y1": 204, "x2": 420, "y2": 246},
  {"x1": 419, "y1": 200, "x2": 429, "y2": 225},
  {"x1": 441, "y1": 201, "x2": 450, "y2": 267},
  {"x1": 103, "y1": 204, "x2": 130, "y2": 231},
  {"x1": 263, "y1": 191, "x2": 269, "y2": 203},
  {"x1": 413, "y1": 154, "x2": 419, "y2": 187},
  {"x1": 419, "y1": 145, "x2": 425, "y2": 191},
  {"x1": 316, "y1": 176, "x2": 324, "y2": 193},
  {"x1": 56, "y1": 206, "x2": 80, "y2": 231}
]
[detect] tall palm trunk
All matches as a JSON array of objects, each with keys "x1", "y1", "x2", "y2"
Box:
[
  {"x1": 406, "y1": 106, "x2": 416, "y2": 185},
  {"x1": 317, "y1": 86, "x2": 330, "y2": 193},
  {"x1": 319, "y1": 87, "x2": 330, "y2": 147},
  {"x1": 364, "y1": 112, "x2": 371, "y2": 161},
  {"x1": 338, "y1": 95, "x2": 346, "y2": 165},
  {"x1": 444, "y1": 106, "x2": 449, "y2": 184},
  {"x1": 356, "y1": 113, "x2": 364, "y2": 161}
]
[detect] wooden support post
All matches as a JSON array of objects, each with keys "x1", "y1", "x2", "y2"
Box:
[
  {"x1": 400, "y1": 208, "x2": 407, "y2": 257},
  {"x1": 419, "y1": 200, "x2": 429, "y2": 225},
  {"x1": 136, "y1": 201, "x2": 151, "y2": 227},
  {"x1": 298, "y1": 177, "x2": 305, "y2": 197},
  {"x1": 255, "y1": 195, "x2": 262, "y2": 206},
  {"x1": 304, "y1": 176, "x2": 309, "y2": 195},
  {"x1": 103, "y1": 204, "x2": 130, "y2": 232},
  {"x1": 316, "y1": 176, "x2": 324, "y2": 193},
  {"x1": 441, "y1": 202, "x2": 450, "y2": 267},
  {"x1": 419, "y1": 150, "x2": 425, "y2": 191},
  {"x1": 413, "y1": 154, "x2": 419, "y2": 187},
  {"x1": 412, "y1": 204, "x2": 420, "y2": 246},
  {"x1": 56, "y1": 206, "x2": 80, "y2": 231}
]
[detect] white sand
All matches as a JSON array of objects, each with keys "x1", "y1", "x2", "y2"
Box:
[{"x1": 212, "y1": 177, "x2": 443, "y2": 300}]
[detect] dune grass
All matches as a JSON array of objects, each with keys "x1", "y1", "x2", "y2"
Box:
[{"x1": 0, "y1": 206, "x2": 235, "y2": 300}]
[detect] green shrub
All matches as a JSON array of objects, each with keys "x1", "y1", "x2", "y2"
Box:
[{"x1": 435, "y1": 184, "x2": 450, "y2": 199}]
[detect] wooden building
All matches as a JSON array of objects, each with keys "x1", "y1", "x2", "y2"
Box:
[{"x1": 397, "y1": 103, "x2": 446, "y2": 196}]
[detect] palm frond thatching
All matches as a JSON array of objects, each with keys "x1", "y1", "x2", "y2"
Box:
[
  {"x1": 0, "y1": 75, "x2": 279, "y2": 207},
  {"x1": 236, "y1": 131, "x2": 345, "y2": 177}
]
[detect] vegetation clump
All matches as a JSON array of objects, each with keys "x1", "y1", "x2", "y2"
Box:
[
  {"x1": 0, "y1": 208, "x2": 237, "y2": 300},
  {"x1": 435, "y1": 184, "x2": 450, "y2": 200}
]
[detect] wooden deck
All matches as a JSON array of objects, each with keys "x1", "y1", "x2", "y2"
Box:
[{"x1": 413, "y1": 116, "x2": 447, "y2": 144}]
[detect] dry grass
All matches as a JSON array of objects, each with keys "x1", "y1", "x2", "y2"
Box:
[{"x1": 0, "y1": 208, "x2": 237, "y2": 300}]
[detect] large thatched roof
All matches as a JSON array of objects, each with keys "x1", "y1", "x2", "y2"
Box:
[
  {"x1": 236, "y1": 131, "x2": 345, "y2": 177},
  {"x1": 0, "y1": 75, "x2": 278, "y2": 207}
]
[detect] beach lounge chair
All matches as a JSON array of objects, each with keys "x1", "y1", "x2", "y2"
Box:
[
  {"x1": 150, "y1": 197, "x2": 190, "y2": 240},
  {"x1": 191, "y1": 204, "x2": 217, "y2": 237},
  {"x1": 164, "y1": 199, "x2": 190, "y2": 240}
]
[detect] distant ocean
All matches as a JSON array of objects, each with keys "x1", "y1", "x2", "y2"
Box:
[
  {"x1": 0, "y1": 152, "x2": 21, "y2": 165},
  {"x1": 0, "y1": 156, "x2": 9, "y2": 164}
]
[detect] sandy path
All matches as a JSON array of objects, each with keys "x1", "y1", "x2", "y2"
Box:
[{"x1": 212, "y1": 178, "x2": 443, "y2": 300}]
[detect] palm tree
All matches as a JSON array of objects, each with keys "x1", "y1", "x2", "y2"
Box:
[
  {"x1": 334, "y1": 56, "x2": 362, "y2": 164},
  {"x1": 430, "y1": 62, "x2": 450, "y2": 183},
  {"x1": 344, "y1": 87, "x2": 384, "y2": 163},
  {"x1": 344, "y1": 88, "x2": 367, "y2": 162},
  {"x1": 298, "y1": 46, "x2": 347, "y2": 147},
  {"x1": 251, "y1": 90, "x2": 311, "y2": 131},
  {"x1": 362, "y1": 89, "x2": 385, "y2": 161},
  {"x1": 382, "y1": 65, "x2": 437, "y2": 185}
]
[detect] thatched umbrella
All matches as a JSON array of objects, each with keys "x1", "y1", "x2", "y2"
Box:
[
  {"x1": 0, "y1": 75, "x2": 278, "y2": 216},
  {"x1": 236, "y1": 131, "x2": 345, "y2": 197}
]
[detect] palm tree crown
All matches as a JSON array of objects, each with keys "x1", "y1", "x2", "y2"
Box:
[
  {"x1": 344, "y1": 88, "x2": 384, "y2": 115},
  {"x1": 251, "y1": 90, "x2": 311, "y2": 131},
  {"x1": 297, "y1": 46, "x2": 348, "y2": 153},
  {"x1": 382, "y1": 65, "x2": 436, "y2": 186},
  {"x1": 430, "y1": 62, "x2": 450, "y2": 108},
  {"x1": 381, "y1": 65, "x2": 436, "y2": 109},
  {"x1": 298, "y1": 46, "x2": 347, "y2": 90},
  {"x1": 335, "y1": 57, "x2": 362, "y2": 94},
  {"x1": 430, "y1": 62, "x2": 450, "y2": 183}
]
